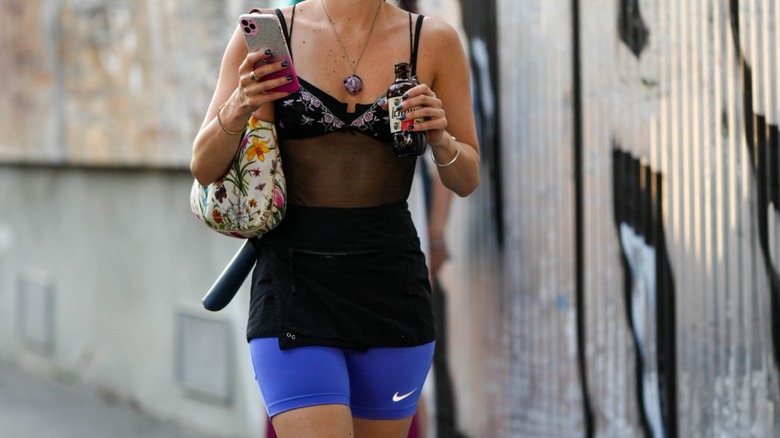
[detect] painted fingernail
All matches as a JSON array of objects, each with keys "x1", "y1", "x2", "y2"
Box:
[
  {"x1": 395, "y1": 104, "x2": 404, "y2": 111},
  {"x1": 264, "y1": 49, "x2": 273, "y2": 55},
  {"x1": 408, "y1": 124, "x2": 415, "y2": 130},
  {"x1": 281, "y1": 61, "x2": 288, "y2": 68},
  {"x1": 286, "y1": 75, "x2": 293, "y2": 81},
  {"x1": 399, "y1": 114, "x2": 407, "y2": 120},
  {"x1": 402, "y1": 93, "x2": 409, "y2": 100}
]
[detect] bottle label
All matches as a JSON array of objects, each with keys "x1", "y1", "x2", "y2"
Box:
[{"x1": 389, "y1": 96, "x2": 423, "y2": 133}]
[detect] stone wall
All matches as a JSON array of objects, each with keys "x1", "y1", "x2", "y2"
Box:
[{"x1": 0, "y1": 0, "x2": 257, "y2": 167}]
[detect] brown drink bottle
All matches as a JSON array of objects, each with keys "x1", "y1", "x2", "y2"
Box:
[{"x1": 387, "y1": 62, "x2": 427, "y2": 157}]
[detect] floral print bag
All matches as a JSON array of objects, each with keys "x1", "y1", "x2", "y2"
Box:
[{"x1": 190, "y1": 117, "x2": 286, "y2": 239}]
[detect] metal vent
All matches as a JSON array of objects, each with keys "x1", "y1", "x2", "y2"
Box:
[
  {"x1": 175, "y1": 311, "x2": 233, "y2": 405},
  {"x1": 16, "y1": 268, "x2": 55, "y2": 354}
]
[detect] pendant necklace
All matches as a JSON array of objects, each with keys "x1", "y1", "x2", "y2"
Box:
[{"x1": 321, "y1": 0, "x2": 383, "y2": 96}]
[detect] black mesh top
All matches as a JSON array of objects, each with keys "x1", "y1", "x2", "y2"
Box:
[{"x1": 271, "y1": 8, "x2": 426, "y2": 208}]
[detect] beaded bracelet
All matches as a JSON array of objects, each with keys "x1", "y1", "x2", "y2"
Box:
[
  {"x1": 431, "y1": 145, "x2": 461, "y2": 168},
  {"x1": 216, "y1": 102, "x2": 244, "y2": 136}
]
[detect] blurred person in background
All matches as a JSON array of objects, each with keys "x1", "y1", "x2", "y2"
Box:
[{"x1": 191, "y1": 0, "x2": 479, "y2": 436}]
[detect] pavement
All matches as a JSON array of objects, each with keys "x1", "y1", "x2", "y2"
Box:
[{"x1": 0, "y1": 360, "x2": 215, "y2": 438}]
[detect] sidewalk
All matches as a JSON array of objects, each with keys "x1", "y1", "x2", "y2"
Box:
[{"x1": 0, "y1": 360, "x2": 215, "y2": 438}]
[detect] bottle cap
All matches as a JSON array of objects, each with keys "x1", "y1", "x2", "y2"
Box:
[{"x1": 394, "y1": 62, "x2": 411, "y2": 73}]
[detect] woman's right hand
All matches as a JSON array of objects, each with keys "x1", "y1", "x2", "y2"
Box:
[{"x1": 229, "y1": 49, "x2": 294, "y2": 119}]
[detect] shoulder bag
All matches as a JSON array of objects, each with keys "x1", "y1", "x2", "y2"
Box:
[{"x1": 190, "y1": 116, "x2": 286, "y2": 239}]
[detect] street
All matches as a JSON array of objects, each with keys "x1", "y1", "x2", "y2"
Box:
[{"x1": 0, "y1": 360, "x2": 215, "y2": 438}]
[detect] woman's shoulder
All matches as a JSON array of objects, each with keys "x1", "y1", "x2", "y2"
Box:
[
  {"x1": 270, "y1": 3, "x2": 318, "y2": 27},
  {"x1": 412, "y1": 14, "x2": 469, "y2": 86},
  {"x1": 247, "y1": 7, "x2": 274, "y2": 15},
  {"x1": 418, "y1": 15, "x2": 462, "y2": 49},
  {"x1": 414, "y1": 16, "x2": 464, "y2": 60},
  {"x1": 248, "y1": 5, "x2": 296, "y2": 17}
]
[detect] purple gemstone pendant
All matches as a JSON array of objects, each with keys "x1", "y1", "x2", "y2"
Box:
[{"x1": 344, "y1": 75, "x2": 363, "y2": 96}]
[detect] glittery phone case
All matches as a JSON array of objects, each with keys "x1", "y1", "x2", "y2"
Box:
[{"x1": 239, "y1": 13, "x2": 300, "y2": 94}]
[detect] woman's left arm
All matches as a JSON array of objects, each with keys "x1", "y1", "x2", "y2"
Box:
[{"x1": 400, "y1": 17, "x2": 481, "y2": 197}]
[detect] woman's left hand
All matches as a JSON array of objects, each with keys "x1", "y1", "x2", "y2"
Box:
[{"x1": 383, "y1": 84, "x2": 450, "y2": 148}]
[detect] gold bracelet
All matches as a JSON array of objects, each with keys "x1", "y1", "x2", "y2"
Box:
[
  {"x1": 431, "y1": 145, "x2": 460, "y2": 168},
  {"x1": 216, "y1": 102, "x2": 244, "y2": 136}
]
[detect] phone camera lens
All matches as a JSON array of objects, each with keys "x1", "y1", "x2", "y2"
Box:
[
  {"x1": 241, "y1": 19, "x2": 249, "y2": 26},
  {"x1": 249, "y1": 23, "x2": 256, "y2": 30}
]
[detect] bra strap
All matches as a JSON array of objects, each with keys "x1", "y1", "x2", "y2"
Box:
[
  {"x1": 274, "y1": 8, "x2": 294, "y2": 60},
  {"x1": 411, "y1": 14, "x2": 425, "y2": 77}
]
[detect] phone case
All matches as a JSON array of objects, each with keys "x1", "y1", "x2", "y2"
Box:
[{"x1": 239, "y1": 13, "x2": 300, "y2": 94}]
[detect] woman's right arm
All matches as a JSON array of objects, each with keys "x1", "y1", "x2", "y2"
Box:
[{"x1": 190, "y1": 24, "x2": 293, "y2": 185}]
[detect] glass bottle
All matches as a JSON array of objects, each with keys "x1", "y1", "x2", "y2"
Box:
[{"x1": 387, "y1": 62, "x2": 427, "y2": 157}]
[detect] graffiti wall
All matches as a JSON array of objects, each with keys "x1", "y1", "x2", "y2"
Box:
[
  {"x1": 444, "y1": 0, "x2": 780, "y2": 436},
  {"x1": 582, "y1": 0, "x2": 780, "y2": 435}
]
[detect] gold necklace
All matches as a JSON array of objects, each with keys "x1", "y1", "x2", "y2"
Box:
[{"x1": 321, "y1": 0, "x2": 383, "y2": 96}]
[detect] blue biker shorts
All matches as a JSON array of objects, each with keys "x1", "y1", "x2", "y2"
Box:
[{"x1": 249, "y1": 338, "x2": 435, "y2": 420}]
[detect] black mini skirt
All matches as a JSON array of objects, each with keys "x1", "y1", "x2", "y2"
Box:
[{"x1": 246, "y1": 202, "x2": 436, "y2": 350}]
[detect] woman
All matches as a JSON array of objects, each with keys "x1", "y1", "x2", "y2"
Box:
[{"x1": 191, "y1": 1, "x2": 479, "y2": 436}]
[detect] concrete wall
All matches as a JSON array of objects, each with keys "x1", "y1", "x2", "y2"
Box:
[
  {"x1": 0, "y1": 165, "x2": 263, "y2": 436},
  {"x1": 1, "y1": 0, "x2": 269, "y2": 435}
]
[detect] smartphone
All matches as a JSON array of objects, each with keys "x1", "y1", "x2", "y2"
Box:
[{"x1": 239, "y1": 13, "x2": 300, "y2": 94}]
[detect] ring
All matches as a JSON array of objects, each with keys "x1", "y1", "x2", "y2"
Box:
[{"x1": 249, "y1": 70, "x2": 260, "y2": 82}]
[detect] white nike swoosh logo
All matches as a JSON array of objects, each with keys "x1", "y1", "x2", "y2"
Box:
[{"x1": 392, "y1": 389, "x2": 418, "y2": 402}]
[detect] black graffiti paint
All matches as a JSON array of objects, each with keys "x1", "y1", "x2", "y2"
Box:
[
  {"x1": 573, "y1": 0, "x2": 596, "y2": 435},
  {"x1": 729, "y1": 0, "x2": 780, "y2": 369},
  {"x1": 612, "y1": 148, "x2": 678, "y2": 438},
  {"x1": 618, "y1": 0, "x2": 649, "y2": 58}
]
